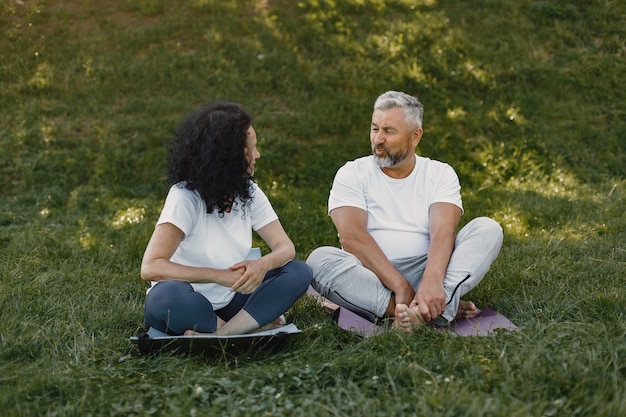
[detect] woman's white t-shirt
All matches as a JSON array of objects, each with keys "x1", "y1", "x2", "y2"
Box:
[
  {"x1": 328, "y1": 155, "x2": 463, "y2": 260},
  {"x1": 150, "y1": 182, "x2": 278, "y2": 309}
]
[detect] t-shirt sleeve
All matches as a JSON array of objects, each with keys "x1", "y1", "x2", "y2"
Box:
[
  {"x1": 156, "y1": 185, "x2": 198, "y2": 236},
  {"x1": 328, "y1": 162, "x2": 366, "y2": 213},
  {"x1": 431, "y1": 163, "x2": 464, "y2": 214},
  {"x1": 251, "y1": 184, "x2": 279, "y2": 231}
]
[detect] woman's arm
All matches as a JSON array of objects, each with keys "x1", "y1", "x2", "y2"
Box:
[
  {"x1": 229, "y1": 219, "x2": 295, "y2": 294},
  {"x1": 140, "y1": 222, "x2": 244, "y2": 286}
]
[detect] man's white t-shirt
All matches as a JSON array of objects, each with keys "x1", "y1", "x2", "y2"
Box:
[
  {"x1": 328, "y1": 155, "x2": 463, "y2": 260},
  {"x1": 149, "y1": 182, "x2": 278, "y2": 309}
]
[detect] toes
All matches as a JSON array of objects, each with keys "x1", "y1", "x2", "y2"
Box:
[
  {"x1": 455, "y1": 300, "x2": 481, "y2": 319},
  {"x1": 393, "y1": 305, "x2": 426, "y2": 334}
]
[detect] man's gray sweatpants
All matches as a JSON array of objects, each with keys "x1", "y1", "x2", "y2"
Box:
[{"x1": 306, "y1": 217, "x2": 503, "y2": 323}]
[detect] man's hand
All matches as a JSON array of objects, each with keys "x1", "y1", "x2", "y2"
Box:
[
  {"x1": 393, "y1": 282, "x2": 416, "y2": 307},
  {"x1": 415, "y1": 202, "x2": 462, "y2": 322},
  {"x1": 415, "y1": 278, "x2": 446, "y2": 322}
]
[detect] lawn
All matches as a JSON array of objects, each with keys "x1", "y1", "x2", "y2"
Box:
[{"x1": 1, "y1": 0, "x2": 624, "y2": 416}]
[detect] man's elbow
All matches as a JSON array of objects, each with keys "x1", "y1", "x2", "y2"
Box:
[{"x1": 338, "y1": 233, "x2": 361, "y2": 254}]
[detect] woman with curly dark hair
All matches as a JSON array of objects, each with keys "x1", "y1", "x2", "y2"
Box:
[{"x1": 140, "y1": 102, "x2": 312, "y2": 336}]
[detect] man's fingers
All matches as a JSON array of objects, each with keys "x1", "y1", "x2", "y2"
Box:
[
  {"x1": 418, "y1": 303, "x2": 431, "y2": 322},
  {"x1": 418, "y1": 301, "x2": 446, "y2": 322}
]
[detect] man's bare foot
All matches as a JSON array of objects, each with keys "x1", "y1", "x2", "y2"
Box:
[
  {"x1": 392, "y1": 304, "x2": 425, "y2": 334},
  {"x1": 455, "y1": 300, "x2": 480, "y2": 320}
]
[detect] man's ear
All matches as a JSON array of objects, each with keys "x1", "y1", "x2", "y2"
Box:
[{"x1": 412, "y1": 127, "x2": 423, "y2": 148}]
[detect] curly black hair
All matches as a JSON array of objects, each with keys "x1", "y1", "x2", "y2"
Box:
[{"x1": 167, "y1": 102, "x2": 254, "y2": 215}]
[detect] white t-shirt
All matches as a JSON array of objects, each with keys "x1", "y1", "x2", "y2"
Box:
[
  {"x1": 328, "y1": 155, "x2": 463, "y2": 260},
  {"x1": 150, "y1": 182, "x2": 278, "y2": 309}
]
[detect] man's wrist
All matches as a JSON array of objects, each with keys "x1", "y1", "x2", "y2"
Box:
[{"x1": 422, "y1": 271, "x2": 445, "y2": 284}]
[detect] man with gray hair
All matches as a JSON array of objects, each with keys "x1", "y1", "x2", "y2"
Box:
[{"x1": 306, "y1": 91, "x2": 503, "y2": 332}]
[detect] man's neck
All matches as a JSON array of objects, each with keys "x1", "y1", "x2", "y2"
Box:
[{"x1": 381, "y1": 154, "x2": 416, "y2": 179}]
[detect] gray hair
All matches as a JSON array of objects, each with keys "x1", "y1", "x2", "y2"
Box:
[{"x1": 373, "y1": 91, "x2": 424, "y2": 129}]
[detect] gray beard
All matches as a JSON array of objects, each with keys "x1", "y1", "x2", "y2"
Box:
[
  {"x1": 373, "y1": 150, "x2": 411, "y2": 168},
  {"x1": 373, "y1": 155, "x2": 397, "y2": 168}
]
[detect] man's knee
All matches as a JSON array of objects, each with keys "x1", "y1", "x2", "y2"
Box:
[
  {"x1": 466, "y1": 217, "x2": 503, "y2": 244},
  {"x1": 306, "y1": 246, "x2": 338, "y2": 272},
  {"x1": 306, "y1": 246, "x2": 348, "y2": 293},
  {"x1": 479, "y1": 217, "x2": 503, "y2": 247}
]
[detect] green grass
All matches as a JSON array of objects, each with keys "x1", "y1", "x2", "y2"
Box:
[{"x1": 1, "y1": 0, "x2": 624, "y2": 415}]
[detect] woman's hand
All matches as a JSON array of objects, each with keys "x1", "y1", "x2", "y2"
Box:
[
  {"x1": 228, "y1": 219, "x2": 296, "y2": 294},
  {"x1": 229, "y1": 258, "x2": 268, "y2": 294}
]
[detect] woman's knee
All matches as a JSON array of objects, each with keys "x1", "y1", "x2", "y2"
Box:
[
  {"x1": 284, "y1": 259, "x2": 313, "y2": 290},
  {"x1": 145, "y1": 280, "x2": 192, "y2": 306},
  {"x1": 144, "y1": 281, "x2": 216, "y2": 334}
]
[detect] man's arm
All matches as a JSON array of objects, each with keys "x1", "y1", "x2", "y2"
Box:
[
  {"x1": 330, "y1": 206, "x2": 415, "y2": 309},
  {"x1": 414, "y1": 202, "x2": 462, "y2": 321}
]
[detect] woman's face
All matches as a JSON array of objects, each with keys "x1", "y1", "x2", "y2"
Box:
[{"x1": 244, "y1": 126, "x2": 261, "y2": 176}]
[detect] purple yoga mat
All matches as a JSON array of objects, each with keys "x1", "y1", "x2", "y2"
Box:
[{"x1": 307, "y1": 286, "x2": 518, "y2": 337}]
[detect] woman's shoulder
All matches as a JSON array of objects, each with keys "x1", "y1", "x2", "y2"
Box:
[
  {"x1": 165, "y1": 182, "x2": 203, "y2": 205},
  {"x1": 249, "y1": 181, "x2": 269, "y2": 204}
]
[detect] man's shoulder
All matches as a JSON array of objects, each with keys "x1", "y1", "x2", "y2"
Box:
[
  {"x1": 339, "y1": 155, "x2": 374, "y2": 172},
  {"x1": 416, "y1": 155, "x2": 456, "y2": 173}
]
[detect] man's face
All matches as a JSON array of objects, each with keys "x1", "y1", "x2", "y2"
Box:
[{"x1": 370, "y1": 107, "x2": 420, "y2": 168}]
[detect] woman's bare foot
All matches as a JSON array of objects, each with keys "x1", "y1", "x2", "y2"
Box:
[
  {"x1": 392, "y1": 304, "x2": 425, "y2": 334},
  {"x1": 251, "y1": 315, "x2": 286, "y2": 334},
  {"x1": 183, "y1": 317, "x2": 226, "y2": 336},
  {"x1": 455, "y1": 300, "x2": 480, "y2": 320},
  {"x1": 184, "y1": 329, "x2": 209, "y2": 336},
  {"x1": 183, "y1": 315, "x2": 286, "y2": 336}
]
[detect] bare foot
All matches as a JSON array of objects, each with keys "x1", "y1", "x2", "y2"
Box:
[
  {"x1": 184, "y1": 329, "x2": 209, "y2": 336},
  {"x1": 183, "y1": 317, "x2": 227, "y2": 336},
  {"x1": 251, "y1": 315, "x2": 286, "y2": 334},
  {"x1": 392, "y1": 304, "x2": 425, "y2": 334},
  {"x1": 455, "y1": 300, "x2": 480, "y2": 320},
  {"x1": 184, "y1": 315, "x2": 286, "y2": 336}
]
